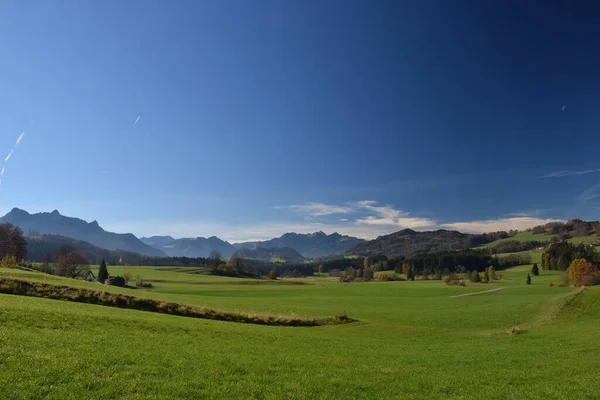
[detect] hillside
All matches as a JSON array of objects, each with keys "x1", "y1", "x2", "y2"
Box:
[
  {"x1": 141, "y1": 236, "x2": 237, "y2": 257},
  {"x1": 234, "y1": 231, "x2": 363, "y2": 258},
  {"x1": 232, "y1": 246, "x2": 305, "y2": 263},
  {"x1": 26, "y1": 234, "x2": 145, "y2": 264},
  {"x1": 346, "y1": 229, "x2": 493, "y2": 258},
  {"x1": 0, "y1": 208, "x2": 166, "y2": 257}
]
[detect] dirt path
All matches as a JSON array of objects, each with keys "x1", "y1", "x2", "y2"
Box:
[{"x1": 450, "y1": 287, "x2": 505, "y2": 298}]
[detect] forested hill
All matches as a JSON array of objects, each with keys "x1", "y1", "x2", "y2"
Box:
[
  {"x1": 345, "y1": 229, "x2": 506, "y2": 258},
  {"x1": 232, "y1": 247, "x2": 305, "y2": 263},
  {"x1": 26, "y1": 234, "x2": 146, "y2": 264}
]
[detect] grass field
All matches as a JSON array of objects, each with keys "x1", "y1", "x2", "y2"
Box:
[
  {"x1": 476, "y1": 231, "x2": 556, "y2": 248},
  {"x1": 1, "y1": 264, "x2": 599, "y2": 399}
]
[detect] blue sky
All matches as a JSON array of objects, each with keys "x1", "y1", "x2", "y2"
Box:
[{"x1": 1, "y1": 1, "x2": 600, "y2": 242}]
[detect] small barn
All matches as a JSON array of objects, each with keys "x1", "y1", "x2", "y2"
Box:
[{"x1": 85, "y1": 271, "x2": 97, "y2": 283}]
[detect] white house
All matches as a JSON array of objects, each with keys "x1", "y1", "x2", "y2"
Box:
[{"x1": 85, "y1": 271, "x2": 97, "y2": 283}]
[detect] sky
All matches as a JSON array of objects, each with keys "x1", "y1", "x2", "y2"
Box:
[{"x1": 1, "y1": 0, "x2": 600, "y2": 242}]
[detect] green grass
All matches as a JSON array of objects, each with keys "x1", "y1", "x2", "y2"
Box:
[
  {"x1": 476, "y1": 231, "x2": 556, "y2": 248},
  {"x1": 1, "y1": 265, "x2": 599, "y2": 399},
  {"x1": 567, "y1": 236, "x2": 599, "y2": 244}
]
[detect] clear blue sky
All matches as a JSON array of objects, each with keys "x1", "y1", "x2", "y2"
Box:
[{"x1": 1, "y1": 0, "x2": 599, "y2": 241}]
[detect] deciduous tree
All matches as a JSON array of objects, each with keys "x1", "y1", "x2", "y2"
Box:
[
  {"x1": 568, "y1": 258, "x2": 598, "y2": 287},
  {"x1": 56, "y1": 252, "x2": 89, "y2": 278}
]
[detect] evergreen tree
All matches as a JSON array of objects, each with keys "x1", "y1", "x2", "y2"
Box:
[
  {"x1": 526, "y1": 273, "x2": 531, "y2": 285},
  {"x1": 531, "y1": 263, "x2": 539, "y2": 276},
  {"x1": 98, "y1": 259, "x2": 109, "y2": 283},
  {"x1": 483, "y1": 267, "x2": 490, "y2": 283},
  {"x1": 557, "y1": 254, "x2": 569, "y2": 271}
]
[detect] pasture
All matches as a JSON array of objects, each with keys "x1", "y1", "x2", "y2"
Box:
[{"x1": 0, "y1": 264, "x2": 599, "y2": 399}]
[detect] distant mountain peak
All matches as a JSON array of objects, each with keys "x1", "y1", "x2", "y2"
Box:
[
  {"x1": 8, "y1": 207, "x2": 29, "y2": 216},
  {"x1": 0, "y1": 208, "x2": 166, "y2": 257},
  {"x1": 234, "y1": 231, "x2": 364, "y2": 258}
]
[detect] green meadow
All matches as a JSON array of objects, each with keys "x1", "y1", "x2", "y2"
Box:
[{"x1": 1, "y1": 264, "x2": 599, "y2": 399}]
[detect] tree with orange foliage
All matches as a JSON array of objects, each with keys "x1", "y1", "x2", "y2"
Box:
[{"x1": 568, "y1": 258, "x2": 598, "y2": 287}]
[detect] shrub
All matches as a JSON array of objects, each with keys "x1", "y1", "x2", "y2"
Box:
[
  {"x1": 507, "y1": 324, "x2": 524, "y2": 335},
  {"x1": 548, "y1": 282, "x2": 554, "y2": 287},
  {"x1": 531, "y1": 263, "x2": 539, "y2": 276},
  {"x1": 108, "y1": 276, "x2": 127, "y2": 287},
  {"x1": 526, "y1": 274, "x2": 531, "y2": 285},
  {"x1": 443, "y1": 274, "x2": 465, "y2": 286},
  {"x1": 267, "y1": 270, "x2": 277, "y2": 280},
  {"x1": 376, "y1": 273, "x2": 388, "y2": 281},
  {"x1": 469, "y1": 270, "x2": 481, "y2": 283},
  {"x1": 0, "y1": 255, "x2": 18, "y2": 269},
  {"x1": 568, "y1": 258, "x2": 598, "y2": 287},
  {"x1": 135, "y1": 277, "x2": 153, "y2": 288},
  {"x1": 580, "y1": 271, "x2": 600, "y2": 287}
]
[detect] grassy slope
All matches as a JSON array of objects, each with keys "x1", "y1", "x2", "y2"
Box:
[
  {"x1": 1, "y1": 266, "x2": 599, "y2": 399},
  {"x1": 478, "y1": 232, "x2": 599, "y2": 249},
  {"x1": 476, "y1": 232, "x2": 555, "y2": 248}
]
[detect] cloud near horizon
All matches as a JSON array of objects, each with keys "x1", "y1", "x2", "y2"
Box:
[{"x1": 100, "y1": 201, "x2": 562, "y2": 242}]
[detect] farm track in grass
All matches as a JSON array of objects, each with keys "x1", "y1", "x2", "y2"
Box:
[
  {"x1": 1, "y1": 265, "x2": 600, "y2": 399},
  {"x1": 449, "y1": 287, "x2": 505, "y2": 297}
]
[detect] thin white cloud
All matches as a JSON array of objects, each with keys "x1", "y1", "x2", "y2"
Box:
[
  {"x1": 0, "y1": 168, "x2": 4, "y2": 176},
  {"x1": 442, "y1": 217, "x2": 560, "y2": 234},
  {"x1": 4, "y1": 150, "x2": 14, "y2": 162},
  {"x1": 283, "y1": 202, "x2": 354, "y2": 217},
  {"x1": 561, "y1": 105, "x2": 566, "y2": 111},
  {"x1": 541, "y1": 169, "x2": 600, "y2": 178},
  {"x1": 340, "y1": 218, "x2": 349, "y2": 222},
  {"x1": 133, "y1": 116, "x2": 141, "y2": 126},
  {"x1": 575, "y1": 183, "x2": 600, "y2": 205},
  {"x1": 100, "y1": 170, "x2": 113, "y2": 174},
  {"x1": 353, "y1": 200, "x2": 437, "y2": 229},
  {"x1": 15, "y1": 132, "x2": 25, "y2": 147}
]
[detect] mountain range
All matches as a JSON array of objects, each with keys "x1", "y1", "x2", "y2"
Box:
[
  {"x1": 0, "y1": 208, "x2": 166, "y2": 257},
  {"x1": 140, "y1": 236, "x2": 237, "y2": 258},
  {"x1": 234, "y1": 231, "x2": 364, "y2": 258}
]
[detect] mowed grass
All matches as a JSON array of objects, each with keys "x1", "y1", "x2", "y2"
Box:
[{"x1": 1, "y1": 265, "x2": 600, "y2": 399}]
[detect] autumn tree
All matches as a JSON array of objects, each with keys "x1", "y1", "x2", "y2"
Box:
[
  {"x1": 97, "y1": 259, "x2": 109, "y2": 283},
  {"x1": 487, "y1": 266, "x2": 496, "y2": 282},
  {"x1": 56, "y1": 252, "x2": 89, "y2": 278},
  {"x1": 0, "y1": 255, "x2": 18, "y2": 269},
  {"x1": 531, "y1": 263, "x2": 539, "y2": 276},
  {"x1": 363, "y1": 257, "x2": 370, "y2": 269},
  {"x1": 402, "y1": 263, "x2": 411, "y2": 279},
  {"x1": 0, "y1": 223, "x2": 27, "y2": 262},
  {"x1": 56, "y1": 243, "x2": 75, "y2": 260},
  {"x1": 568, "y1": 258, "x2": 598, "y2": 287}
]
